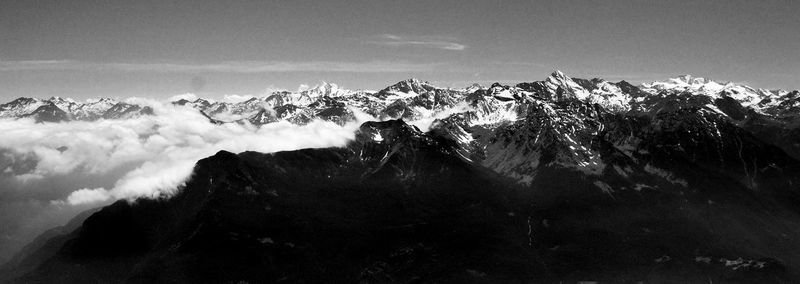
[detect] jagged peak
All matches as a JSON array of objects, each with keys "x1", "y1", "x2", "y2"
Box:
[
  {"x1": 542, "y1": 70, "x2": 591, "y2": 100},
  {"x1": 463, "y1": 83, "x2": 484, "y2": 93},
  {"x1": 7, "y1": 97, "x2": 39, "y2": 104},
  {"x1": 643, "y1": 74, "x2": 725, "y2": 90},
  {"x1": 309, "y1": 81, "x2": 339, "y2": 91},
  {"x1": 48, "y1": 96, "x2": 75, "y2": 103},
  {"x1": 672, "y1": 74, "x2": 714, "y2": 85},
  {"x1": 303, "y1": 81, "x2": 351, "y2": 97},
  {"x1": 379, "y1": 78, "x2": 438, "y2": 95},
  {"x1": 642, "y1": 75, "x2": 774, "y2": 97},
  {"x1": 38, "y1": 101, "x2": 60, "y2": 107},
  {"x1": 192, "y1": 97, "x2": 215, "y2": 103},
  {"x1": 489, "y1": 82, "x2": 506, "y2": 89},
  {"x1": 550, "y1": 70, "x2": 568, "y2": 79},
  {"x1": 396, "y1": 78, "x2": 435, "y2": 88},
  {"x1": 616, "y1": 80, "x2": 634, "y2": 86},
  {"x1": 545, "y1": 70, "x2": 581, "y2": 85},
  {"x1": 85, "y1": 97, "x2": 119, "y2": 104},
  {"x1": 402, "y1": 78, "x2": 424, "y2": 84}
]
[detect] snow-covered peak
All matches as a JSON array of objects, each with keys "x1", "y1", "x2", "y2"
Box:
[
  {"x1": 544, "y1": 70, "x2": 590, "y2": 100},
  {"x1": 486, "y1": 83, "x2": 516, "y2": 101},
  {"x1": 1, "y1": 74, "x2": 796, "y2": 129},
  {"x1": 673, "y1": 75, "x2": 716, "y2": 86},
  {"x1": 402, "y1": 78, "x2": 425, "y2": 86},
  {"x1": 382, "y1": 78, "x2": 436, "y2": 95},
  {"x1": 85, "y1": 97, "x2": 117, "y2": 104},
  {"x1": 0, "y1": 97, "x2": 47, "y2": 118},
  {"x1": 48, "y1": 96, "x2": 76, "y2": 104},
  {"x1": 464, "y1": 83, "x2": 484, "y2": 93},
  {"x1": 641, "y1": 75, "x2": 726, "y2": 95},
  {"x1": 168, "y1": 93, "x2": 200, "y2": 103},
  {"x1": 550, "y1": 70, "x2": 568, "y2": 80},
  {"x1": 303, "y1": 82, "x2": 350, "y2": 97},
  {"x1": 641, "y1": 75, "x2": 777, "y2": 108},
  {"x1": 588, "y1": 80, "x2": 632, "y2": 112},
  {"x1": 47, "y1": 96, "x2": 79, "y2": 112}
]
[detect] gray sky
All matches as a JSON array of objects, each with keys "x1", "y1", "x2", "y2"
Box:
[{"x1": 1, "y1": 0, "x2": 798, "y2": 100}]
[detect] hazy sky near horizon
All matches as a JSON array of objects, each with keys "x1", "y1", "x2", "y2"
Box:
[{"x1": 1, "y1": 0, "x2": 798, "y2": 100}]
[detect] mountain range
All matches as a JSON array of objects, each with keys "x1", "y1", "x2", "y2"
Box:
[
  {"x1": 2, "y1": 72, "x2": 800, "y2": 283},
  {"x1": 2, "y1": 72, "x2": 799, "y2": 159}
]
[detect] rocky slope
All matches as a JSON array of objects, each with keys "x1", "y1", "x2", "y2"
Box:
[{"x1": 3, "y1": 116, "x2": 800, "y2": 282}]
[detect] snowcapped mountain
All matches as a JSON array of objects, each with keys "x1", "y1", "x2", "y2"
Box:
[
  {"x1": 641, "y1": 75, "x2": 780, "y2": 109},
  {"x1": 23, "y1": 102, "x2": 70, "y2": 123},
  {"x1": 1, "y1": 73, "x2": 795, "y2": 125},
  {"x1": 72, "y1": 97, "x2": 119, "y2": 120},
  {"x1": 0, "y1": 97, "x2": 47, "y2": 118},
  {"x1": 4, "y1": 71, "x2": 800, "y2": 282},
  {"x1": 302, "y1": 81, "x2": 350, "y2": 98},
  {"x1": 2, "y1": 72, "x2": 799, "y2": 159},
  {"x1": 0, "y1": 97, "x2": 152, "y2": 122}
]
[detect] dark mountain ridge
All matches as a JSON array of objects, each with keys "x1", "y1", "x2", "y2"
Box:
[{"x1": 5, "y1": 116, "x2": 800, "y2": 283}]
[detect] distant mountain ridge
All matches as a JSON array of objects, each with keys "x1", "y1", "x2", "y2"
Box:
[
  {"x1": 3, "y1": 72, "x2": 799, "y2": 158},
  {"x1": 2, "y1": 72, "x2": 797, "y2": 124}
]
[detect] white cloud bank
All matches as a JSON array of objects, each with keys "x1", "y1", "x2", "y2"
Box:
[{"x1": 0, "y1": 100, "x2": 366, "y2": 206}]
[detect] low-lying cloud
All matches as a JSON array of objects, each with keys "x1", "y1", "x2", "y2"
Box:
[
  {"x1": 1, "y1": 102, "x2": 362, "y2": 205},
  {"x1": 0, "y1": 100, "x2": 368, "y2": 263}
]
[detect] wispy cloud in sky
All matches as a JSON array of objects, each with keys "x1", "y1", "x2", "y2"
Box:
[
  {"x1": 0, "y1": 60, "x2": 439, "y2": 73},
  {"x1": 367, "y1": 34, "x2": 467, "y2": 51}
]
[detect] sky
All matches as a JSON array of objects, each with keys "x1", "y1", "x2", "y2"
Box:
[{"x1": 0, "y1": 0, "x2": 798, "y2": 100}]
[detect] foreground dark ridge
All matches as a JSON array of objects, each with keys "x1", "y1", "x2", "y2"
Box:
[{"x1": 3, "y1": 116, "x2": 800, "y2": 283}]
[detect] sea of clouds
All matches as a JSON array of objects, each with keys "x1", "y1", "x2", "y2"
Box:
[{"x1": 0, "y1": 98, "x2": 371, "y2": 263}]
